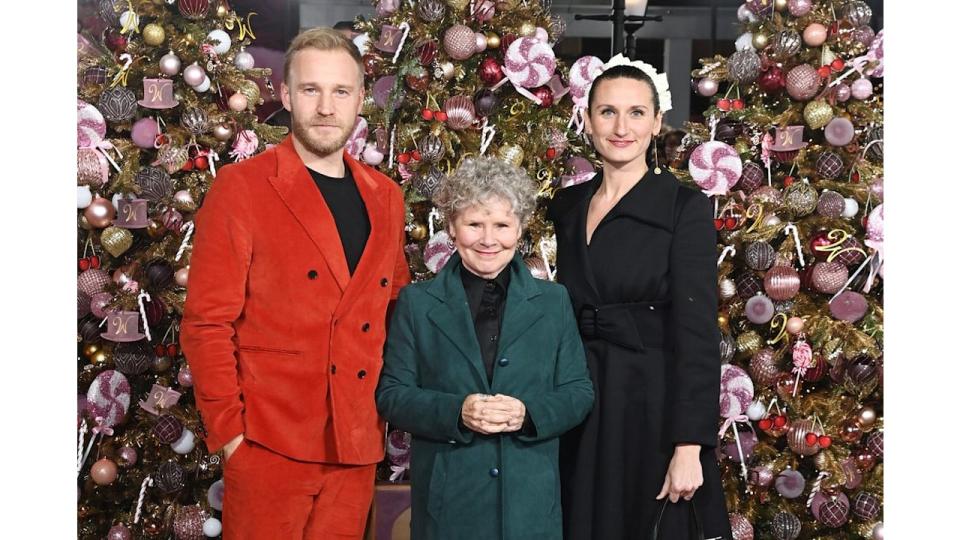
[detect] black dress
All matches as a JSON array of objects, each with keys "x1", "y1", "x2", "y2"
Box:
[{"x1": 548, "y1": 169, "x2": 732, "y2": 540}]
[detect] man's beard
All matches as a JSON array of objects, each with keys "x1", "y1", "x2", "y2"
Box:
[{"x1": 290, "y1": 113, "x2": 355, "y2": 157}]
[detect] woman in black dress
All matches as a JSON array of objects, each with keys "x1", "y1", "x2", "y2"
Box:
[{"x1": 549, "y1": 58, "x2": 732, "y2": 539}]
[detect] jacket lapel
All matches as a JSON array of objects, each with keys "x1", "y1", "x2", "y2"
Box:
[
  {"x1": 334, "y1": 152, "x2": 390, "y2": 318},
  {"x1": 426, "y1": 253, "x2": 490, "y2": 392},
  {"x1": 496, "y1": 253, "x2": 545, "y2": 357},
  {"x1": 267, "y1": 136, "x2": 351, "y2": 292}
]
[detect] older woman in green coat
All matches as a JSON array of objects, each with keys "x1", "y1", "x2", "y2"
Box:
[{"x1": 376, "y1": 157, "x2": 594, "y2": 540}]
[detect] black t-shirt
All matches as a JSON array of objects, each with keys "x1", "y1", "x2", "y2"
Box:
[{"x1": 307, "y1": 165, "x2": 370, "y2": 275}]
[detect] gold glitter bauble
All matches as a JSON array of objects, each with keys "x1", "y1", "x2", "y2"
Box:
[
  {"x1": 497, "y1": 144, "x2": 525, "y2": 167},
  {"x1": 446, "y1": 0, "x2": 470, "y2": 10},
  {"x1": 752, "y1": 33, "x2": 769, "y2": 49},
  {"x1": 408, "y1": 223, "x2": 428, "y2": 241},
  {"x1": 146, "y1": 220, "x2": 164, "y2": 239},
  {"x1": 783, "y1": 182, "x2": 819, "y2": 217},
  {"x1": 736, "y1": 331, "x2": 763, "y2": 358},
  {"x1": 520, "y1": 22, "x2": 537, "y2": 37},
  {"x1": 84, "y1": 343, "x2": 101, "y2": 358},
  {"x1": 485, "y1": 32, "x2": 501, "y2": 49},
  {"x1": 717, "y1": 313, "x2": 729, "y2": 329},
  {"x1": 143, "y1": 23, "x2": 166, "y2": 46},
  {"x1": 236, "y1": 79, "x2": 262, "y2": 106},
  {"x1": 217, "y1": 5, "x2": 229, "y2": 17},
  {"x1": 774, "y1": 0, "x2": 789, "y2": 11},
  {"x1": 804, "y1": 100, "x2": 834, "y2": 130},
  {"x1": 101, "y1": 226, "x2": 134, "y2": 258}
]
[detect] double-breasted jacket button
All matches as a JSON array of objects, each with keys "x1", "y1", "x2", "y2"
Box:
[
  {"x1": 358, "y1": 369, "x2": 367, "y2": 379},
  {"x1": 380, "y1": 277, "x2": 389, "y2": 287},
  {"x1": 498, "y1": 357, "x2": 509, "y2": 367},
  {"x1": 489, "y1": 467, "x2": 500, "y2": 478},
  {"x1": 307, "y1": 269, "x2": 318, "y2": 280},
  {"x1": 362, "y1": 322, "x2": 371, "y2": 332}
]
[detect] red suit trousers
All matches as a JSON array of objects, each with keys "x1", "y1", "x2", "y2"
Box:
[{"x1": 222, "y1": 439, "x2": 376, "y2": 539}]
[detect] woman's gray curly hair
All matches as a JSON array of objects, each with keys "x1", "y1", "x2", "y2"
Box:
[{"x1": 433, "y1": 157, "x2": 537, "y2": 226}]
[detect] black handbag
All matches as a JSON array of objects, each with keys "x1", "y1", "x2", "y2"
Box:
[{"x1": 650, "y1": 499, "x2": 705, "y2": 540}]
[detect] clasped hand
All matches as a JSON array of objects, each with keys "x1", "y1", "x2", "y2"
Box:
[{"x1": 461, "y1": 393, "x2": 526, "y2": 434}]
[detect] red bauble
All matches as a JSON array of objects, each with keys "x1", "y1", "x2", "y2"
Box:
[
  {"x1": 810, "y1": 231, "x2": 833, "y2": 261},
  {"x1": 818, "y1": 435, "x2": 833, "y2": 448},
  {"x1": 817, "y1": 65, "x2": 832, "y2": 78},
  {"x1": 415, "y1": 39, "x2": 439, "y2": 66},
  {"x1": 545, "y1": 148, "x2": 557, "y2": 159},
  {"x1": 732, "y1": 99, "x2": 745, "y2": 110},
  {"x1": 757, "y1": 418, "x2": 773, "y2": 431},
  {"x1": 362, "y1": 53, "x2": 382, "y2": 78},
  {"x1": 79, "y1": 258, "x2": 91, "y2": 272},
  {"x1": 532, "y1": 86, "x2": 554, "y2": 108},
  {"x1": 181, "y1": 160, "x2": 194, "y2": 172},
  {"x1": 804, "y1": 432, "x2": 819, "y2": 446},
  {"x1": 717, "y1": 98, "x2": 731, "y2": 111},
  {"x1": 155, "y1": 344, "x2": 166, "y2": 357},
  {"x1": 90, "y1": 255, "x2": 101, "y2": 269},
  {"x1": 421, "y1": 108, "x2": 434, "y2": 121},
  {"x1": 397, "y1": 152, "x2": 411, "y2": 164},
  {"x1": 435, "y1": 111, "x2": 448, "y2": 122},
  {"x1": 831, "y1": 58, "x2": 845, "y2": 71},
  {"x1": 774, "y1": 414, "x2": 788, "y2": 428},
  {"x1": 713, "y1": 218, "x2": 724, "y2": 231},
  {"x1": 758, "y1": 66, "x2": 786, "y2": 93},
  {"x1": 194, "y1": 156, "x2": 209, "y2": 170},
  {"x1": 783, "y1": 175, "x2": 795, "y2": 186},
  {"x1": 166, "y1": 344, "x2": 179, "y2": 357},
  {"x1": 411, "y1": 150, "x2": 422, "y2": 161},
  {"x1": 478, "y1": 57, "x2": 505, "y2": 86},
  {"x1": 104, "y1": 29, "x2": 128, "y2": 53}
]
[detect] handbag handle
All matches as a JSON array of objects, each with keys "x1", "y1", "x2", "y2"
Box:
[{"x1": 650, "y1": 498, "x2": 705, "y2": 540}]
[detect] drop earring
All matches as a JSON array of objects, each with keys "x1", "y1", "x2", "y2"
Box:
[{"x1": 653, "y1": 147, "x2": 662, "y2": 175}]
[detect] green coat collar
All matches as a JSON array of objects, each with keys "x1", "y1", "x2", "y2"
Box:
[{"x1": 425, "y1": 252, "x2": 545, "y2": 392}]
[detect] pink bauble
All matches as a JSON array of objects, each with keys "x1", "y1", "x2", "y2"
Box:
[
  {"x1": 786, "y1": 316, "x2": 805, "y2": 334},
  {"x1": 723, "y1": 430, "x2": 758, "y2": 463},
  {"x1": 175, "y1": 267, "x2": 190, "y2": 287},
  {"x1": 362, "y1": 145, "x2": 385, "y2": 165},
  {"x1": 697, "y1": 78, "x2": 720, "y2": 97},
  {"x1": 177, "y1": 367, "x2": 194, "y2": 388},
  {"x1": 834, "y1": 83, "x2": 852, "y2": 102},
  {"x1": 830, "y1": 291, "x2": 869, "y2": 322},
  {"x1": 569, "y1": 56, "x2": 604, "y2": 107},
  {"x1": 474, "y1": 32, "x2": 488, "y2": 53},
  {"x1": 729, "y1": 513, "x2": 755, "y2": 540},
  {"x1": 803, "y1": 23, "x2": 828, "y2": 46},
  {"x1": 207, "y1": 479, "x2": 225, "y2": 511},
  {"x1": 78, "y1": 148, "x2": 110, "y2": 189},
  {"x1": 160, "y1": 52, "x2": 181, "y2": 76},
  {"x1": 443, "y1": 95, "x2": 477, "y2": 130},
  {"x1": 788, "y1": 0, "x2": 813, "y2": 17},
  {"x1": 424, "y1": 231, "x2": 455, "y2": 274},
  {"x1": 77, "y1": 99, "x2": 107, "y2": 148},
  {"x1": 873, "y1": 522, "x2": 884, "y2": 540},
  {"x1": 182, "y1": 63, "x2": 206, "y2": 87},
  {"x1": 812, "y1": 261, "x2": 848, "y2": 294},
  {"x1": 86, "y1": 370, "x2": 131, "y2": 428},
  {"x1": 228, "y1": 92, "x2": 249, "y2": 112},
  {"x1": 91, "y1": 458, "x2": 119, "y2": 485},
  {"x1": 84, "y1": 196, "x2": 116, "y2": 228},
  {"x1": 444, "y1": 25, "x2": 477, "y2": 60},
  {"x1": 745, "y1": 294, "x2": 775, "y2": 324},
  {"x1": 79, "y1": 268, "x2": 111, "y2": 296},
  {"x1": 851, "y1": 78, "x2": 874, "y2": 100},
  {"x1": 503, "y1": 37, "x2": 557, "y2": 88},
  {"x1": 131, "y1": 117, "x2": 160, "y2": 149},
  {"x1": 775, "y1": 468, "x2": 806, "y2": 498},
  {"x1": 750, "y1": 465, "x2": 775, "y2": 488},
  {"x1": 786, "y1": 64, "x2": 821, "y2": 101},
  {"x1": 764, "y1": 265, "x2": 800, "y2": 300},
  {"x1": 825, "y1": 117, "x2": 855, "y2": 146},
  {"x1": 719, "y1": 364, "x2": 755, "y2": 418},
  {"x1": 688, "y1": 141, "x2": 742, "y2": 196},
  {"x1": 90, "y1": 292, "x2": 114, "y2": 319},
  {"x1": 107, "y1": 524, "x2": 132, "y2": 540},
  {"x1": 750, "y1": 348, "x2": 781, "y2": 387}
]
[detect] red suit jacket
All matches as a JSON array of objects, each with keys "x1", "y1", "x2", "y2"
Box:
[{"x1": 181, "y1": 135, "x2": 411, "y2": 464}]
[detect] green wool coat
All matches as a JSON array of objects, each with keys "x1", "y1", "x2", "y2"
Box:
[{"x1": 376, "y1": 252, "x2": 594, "y2": 540}]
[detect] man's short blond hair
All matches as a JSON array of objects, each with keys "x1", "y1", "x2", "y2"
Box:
[{"x1": 284, "y1": 27, "x2": 363, "y2": 84}]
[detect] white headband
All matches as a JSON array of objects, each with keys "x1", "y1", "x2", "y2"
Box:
[{"x1": 597, "y1": 53, "x2": 672, "y2": 113}]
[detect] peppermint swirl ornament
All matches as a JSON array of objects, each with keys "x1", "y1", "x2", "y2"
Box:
[
  {"x1": 688, "y1": 141, "x2": 742, "y2": 196},
  {"x1": 86, "y1": 370, "x2": 131, "y2": 429},
  {"x1": 568, "y1": 56, "x2": 603, "y2": 107},
  {"x1": 424, "y1": 230, "x2": 455, "y2": 274},
  {"x1": 77, "y1": 99, "x2": 107, "y2": 148},
  {"x1": 719, "y1": 364, "x2": 754, "y2": 418},
  {"x1": 503, "y1": 37, "x2": 557, "y2": 89}
]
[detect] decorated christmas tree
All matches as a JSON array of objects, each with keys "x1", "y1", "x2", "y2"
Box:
[
  {"x1": 673, "y1": 1, "x2": 883, "y2": 538},
  {"x1": 76, "y1": 1, "x2": 285, "y2": 538}
]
